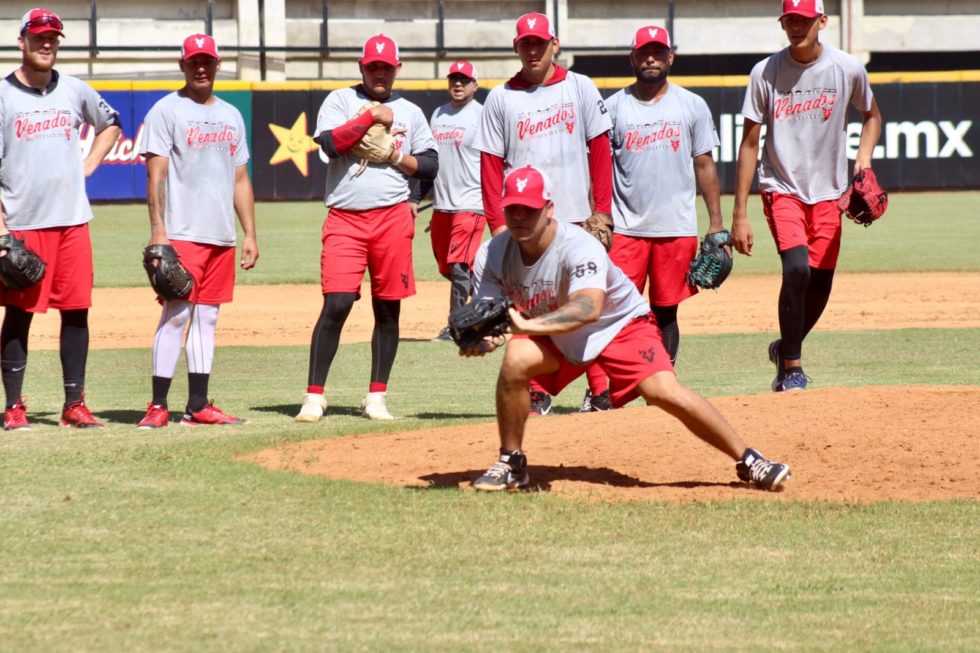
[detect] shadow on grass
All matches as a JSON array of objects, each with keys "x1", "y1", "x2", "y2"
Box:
[
  {"x1": 252, "y1": 403, "x2": 363, "y2": 418},
  {"x1": 98, "y1": 409, "x2": 158, "y2": 426},
  {"x1": 418, "y1": 466, "x2": 741, "y2": 492}
]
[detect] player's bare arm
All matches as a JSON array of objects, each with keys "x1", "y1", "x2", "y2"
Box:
[
  {"x1": 732, "y1": 118, "x2": 762, "y2": 256},
  {"x1": 855, "y1": 96, "x2": 882, "y2": 174},
  {"x1": 145, "y1": 154, "x2": 170, "y2": 245},
  {"x1": 83, "y1": 124, "x2": 122, "y2": 178},
  {"x1": 509, "y1": 288, "x2": 605, "y2": 336},
  {"x1": 233, "y1": 164, "x2": 259, "y2": 269}
]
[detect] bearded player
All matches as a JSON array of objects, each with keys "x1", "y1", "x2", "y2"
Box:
[
  {"x1": 463, "y1": 165, "x2": 790, "y2": 493},
  {"x1": 0, "y1": 8, "x2": 121, "y2": 430},
  {"x1": 473, "y1": 12, "x2": 614, "y2": 415}
]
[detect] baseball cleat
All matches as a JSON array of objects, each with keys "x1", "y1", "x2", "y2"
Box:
[
  {"x1": 180, "y1": 401, "x2": 245, "y2": 426},
  {"x1": 60, "y1": 399, "x2": 103, "y2": 428},
  {"x1": 432, "y1": 326, "x2": 453, "y2": 343},
  {"x1": 137, "y1": 403, "x2": 170, "y2": 429},
  {"x1": 295, "y1": 393, "x2": 327, "y2": 423},
  {"x1": 361, "y1": 392, "x2": 395, "y2": 420},
  {"x1": 773, "y1": 369, "x2": 810, "y2": 392},
  {"x1": 580, "y1": 389, "x2": 612, "y2": 412},
  {"x1": 3, "y1": 399, "x2": 31, "y2": 431},
  {"x1": 736, "y1": 448, "x2": 791, "y2": 490},
  {"x1": 473, "y1": 452, "x2": 530, "y2": 491},
  {"x1": 528, "y1": 390, "x2": 552, "y2": 417}
]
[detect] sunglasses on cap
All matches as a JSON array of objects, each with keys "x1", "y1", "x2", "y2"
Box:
[{"x1": 23, "y1": 14, "x2": 64, "y2": 34}]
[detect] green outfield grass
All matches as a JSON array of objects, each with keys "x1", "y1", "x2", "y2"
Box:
[
  {"x1": 90, "y1": 190, "x2": 980, "y2": 287},
  {"x1": 1, "y1": 192, "x2": 978, "y2": 651}
]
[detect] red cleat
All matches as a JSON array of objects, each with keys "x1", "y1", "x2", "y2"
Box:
[
  {"x1": 137, "y1": 404, "x2": 170, "y2": 429},
  {"x1": 60, "y1": 399, "x2": 104, "y2": 428},
  {"x1": 180, "y1": 401, "x2": 245, "y2": 426},
  {"x1": 4, "y1": 399, "x2": 30, "y2": 431}
]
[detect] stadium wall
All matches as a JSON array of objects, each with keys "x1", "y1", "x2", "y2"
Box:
[{"x1": 83, "y1": 72, "x2": 979, "y2": 201}]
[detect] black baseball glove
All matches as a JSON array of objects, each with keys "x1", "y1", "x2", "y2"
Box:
[
  {"x1": 142, "y1": 244, "x2": 193, "y2": 300},
  {"x1": 0, "y1": 233, "x2": 46, "y2": 290},
  {"x1": 449, "y1": 297, "x2": 513, "y2": 350},
  {"x1": 687, "y1": 229, "x2": 733, "y2": 290}
]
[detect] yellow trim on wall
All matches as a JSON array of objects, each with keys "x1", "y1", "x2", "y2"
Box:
[{"x1": 87, "y1": 70, "x2": 980, "y2": 92}]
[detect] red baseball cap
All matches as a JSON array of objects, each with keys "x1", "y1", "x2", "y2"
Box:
[
  {"x1": 502, "y1": 165, "x2": 553, "y2": 209},
  {"x1": 19, "y1": 7, "x2": 64, "y2": 37},
  {"x1": 514, "y1": 12, "x2": 555, "y2": 44},
  {"x1": 631, "y1": 25, "x2": 671, "y2": 50},
  {"x1": 446, "y1": 60, "x2": 477, "y2": 81},
  {"x1": 181, "y1": 34, "x2": 219, "y2": 60},
  {"x1": 780, "y1": 0, "x2": 825, "y2": 19},
  {"x1": 361, "y1": 34, "x2": 400, "y2": 66}
]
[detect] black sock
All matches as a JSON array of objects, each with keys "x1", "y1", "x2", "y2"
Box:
[
  {"x1": 187, "y1": 373, "x2": 209, "y2": 413},
  {"x1": 1, "y1": 306, "x2": 33, "y2": 408},
  {"x1": 152, "y1": 376, "x2": 172, "y2": 408},
  {"x1": 60, "y1": 309, "x2": 89, "y2": 406}
]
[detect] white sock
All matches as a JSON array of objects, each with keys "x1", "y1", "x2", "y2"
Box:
[
  {"x1": 186, "y1": 304, "x2": 220, "y2": 375},
  {"x1": 152, "y1": 300, "x2": 191, "y2": 378}
]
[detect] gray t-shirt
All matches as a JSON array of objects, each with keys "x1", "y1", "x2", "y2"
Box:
[
  {"x1": 430, "y1": 99, "x2": 483, "y2": 213},
  {"x1": 607, "y1": 84, "x2": 720, "y2": 237},
  {"x1": 742, "y1": 43, "x2": 873, "y2": 203},
  {"x1": 0, "y1": 71, "x2": 118, "y2": 229},
  {"x1": 472, "y1": 221, "x2": 649, "y2": 365},
  {"x1": 141, "y1": 92, "x2": 249, "y2": 247},
  {"x1": 316, "y1": 86, "x2": 437, "y2": 210},
  {"x1": 474, "y1": 71, "x2": 612, "y2": 223}
]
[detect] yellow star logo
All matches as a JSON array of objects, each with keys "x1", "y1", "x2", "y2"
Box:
[{"x1": 268, "y1": 113, "x2": 319, "y2": 177}]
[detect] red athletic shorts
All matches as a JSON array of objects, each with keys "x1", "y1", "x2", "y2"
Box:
[
  {"x1": 762, "y1": 191, "x2": 842, "y2": 270},
  {"x1": 0, "y1": 224, "x2": 93, "y2": 313},
  {"x1": 609, "y1": 233, "x2": 698, "y2": 306},
  {"x1": 321, "y1": 203, "x2": 415, "y2": 299},
  {"x1": 170, "y1": 240, "x2": 236, "y2": 304},
  {"x1": 527, "y1": 313, "x2": 673, "y2": 408},
  {"x1": 429, "y1": 210, "x2": 486, "y2": 277}
]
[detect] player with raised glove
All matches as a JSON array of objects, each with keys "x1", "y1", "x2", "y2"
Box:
[
  {"x1": 348, "y1": 101, "x2": 397, "y2": 177},
  {"x1": 582, "y1": 212, "x2": 614, "y2": 252},
  {"x1": 838, "y1": 168, "x2": 888, "y2": 226},
  {"x1": 142, "y1": 243, "x2": 194, "y2": 300},
  {"x1": 687, "y1": 229, "x2": 733, "y2": 290},
  {"x1": 0, "y1": 233, "x2": 46, "y2": 290},
  {"x1": 450, "y1": 296, "x2": 513, "y2": 353}
]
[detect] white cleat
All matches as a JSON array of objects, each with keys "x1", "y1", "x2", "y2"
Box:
[
  {"x1": 361, "y1": 391, "x2": 395, "y2": 421},
  {"x1": 295, "y1": 393, "x2": 327, "y2": 423}
]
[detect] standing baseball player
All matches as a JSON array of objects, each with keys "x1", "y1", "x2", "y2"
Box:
[
  {"x1": 464, "y1": 165, "x2": 790, "y2": 492},
  {"x1": 0, "y1": 8, "x2": 121, "y2": 430},
  {"x1": 295, "y1": 33, "x2": 438, "y2": 422},
  {"x1": 136, "y1": 34, "x2": 258, "y2": 428},
  {"x1": 606, "y1": 25, "x2": 724, "y2": 366},
  {"x1": 474, "y1": 12, "x2": 614, "y2": 415},
  {"x1": 415, "y1": 60, "x2": 485, "y2": 342},
  {"x1": 732, "y1": 0, "x2": 882, "y2": 391}
]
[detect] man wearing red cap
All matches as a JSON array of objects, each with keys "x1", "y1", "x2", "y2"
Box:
[
  {"x1": 136, "y1": 34, "x2": 258, "y2": 428},
  {"x1": 473, "y1": 12, "x2": 614, "y2": 416},
  {"x1": 732, "y1": 0, "x2": 882, "y2": 392},
  {"x1": 462, "y1": 164, "x2": 791, "y2": 493},
  {"x1": 414, "y1": 60, "x2": 485, "y2": 342},
  {"x1": 0, "y1": 8, "x2": 122, "y2": 430},
  {"x1": 606, "y1": 25, "x2": 724, "y2": 368},
  {"x1": 297, "y1": 33, "x2": 438, "y2": 422}
]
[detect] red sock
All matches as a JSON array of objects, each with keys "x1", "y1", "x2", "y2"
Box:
[
  {"x1": 585, "y1": 363, "x2": 608, "y2": 394},
  {"x1": 369, "y1": 382, "x2": 387, "y2": 393},
  {"x1": 307, "y1": 385, "x2": 324, "y2": 394}
]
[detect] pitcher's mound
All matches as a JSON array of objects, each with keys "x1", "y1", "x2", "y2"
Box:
[{"x1": 243, "y1": 386, "x2": 980, "y2": 503}]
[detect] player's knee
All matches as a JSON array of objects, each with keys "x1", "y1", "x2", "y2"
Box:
[{"x1": 499, "y1": 340, "x2": 543, "y2": 385}]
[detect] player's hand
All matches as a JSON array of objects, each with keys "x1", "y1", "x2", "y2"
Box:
[
  {"x1": 731, "y1": 214, "x2": 753, "y2": 256},
  {"x1": 459, "y1": 334, "x2": 504, "y2": 358},
  {"x1": 508, "y1": 307, "x2": 532, "y2": 335},
  {"x1": 369, "y1": 104, "x2": 394, "y2": 127},
  {"x1": 240, "y1": 235, "x2": 259, "y2": 270},
  {"x1": 408, "y1": 202, "x2": 419, "y2": 220}
]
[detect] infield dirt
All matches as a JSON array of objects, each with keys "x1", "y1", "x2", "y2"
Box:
[{"x1": 28, "y1": 273, "x2": 980, "y2": 503}]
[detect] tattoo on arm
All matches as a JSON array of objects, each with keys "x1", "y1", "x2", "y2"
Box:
[{"x1": 537, "y1": 295, "x2": 596, "y2": 329}]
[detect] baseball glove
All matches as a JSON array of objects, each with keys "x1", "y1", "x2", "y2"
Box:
[
  {"x1": 142, "y1": 244, "x2": 193, "y2": 300},
  {"x1": 687, "y1": 229, "x2": 733, "y2": 290},
  {"x1": 838, "y1": 168, "x2": 888, "y2": 227},
  {"x1": 0, "y1": 233, "x2": 46, "y2": 290},
  {"x1": 449, "y1": 297, "x2": 514, "y2": 351},
  {"x1": 582, "y1": 212, "x2": 614, "y2": 252},
  {"x1": 349, "y1": 101, "x2": 396, "y2": 177}
]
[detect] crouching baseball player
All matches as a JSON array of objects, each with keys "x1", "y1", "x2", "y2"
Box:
[
  {"x1": 462, "y1": 165, "x2": 791, "y2": 492},
  {"x1": 136, "y1": 34, "x2": 258, "y2": 428}
]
